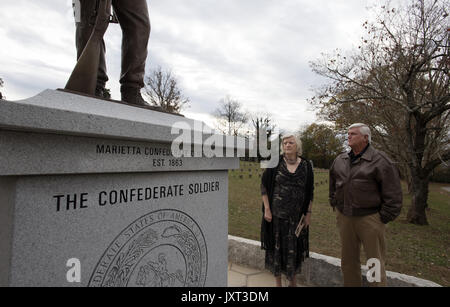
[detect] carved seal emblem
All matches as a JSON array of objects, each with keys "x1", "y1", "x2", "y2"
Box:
[{"x1": 89, "y1": 209, "x2": 207, "y2": 287}]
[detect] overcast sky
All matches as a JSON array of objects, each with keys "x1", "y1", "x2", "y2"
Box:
[{"x1": 0, "y1": 0, "x2": 383, "y2": 132}]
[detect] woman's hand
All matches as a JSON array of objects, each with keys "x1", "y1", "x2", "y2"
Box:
[
  {"x1": 304, "y1": 212, "x2": 311, "y2": 227},
  {"x1": 264, "y1": 207, "x2": 272, "y2": 222}
]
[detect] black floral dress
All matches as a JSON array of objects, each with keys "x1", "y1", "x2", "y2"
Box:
[{"x1": 261, "y1": 158, "x2": 310, "y2": 280}]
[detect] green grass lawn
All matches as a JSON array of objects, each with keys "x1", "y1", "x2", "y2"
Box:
[{"x1": 228, "y1": 161, "x2": 450, "y2": 286}]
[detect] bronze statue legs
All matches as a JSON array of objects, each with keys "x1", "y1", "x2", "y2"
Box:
[{"x1": 75, "y1": 0, "x2": 150, "y2": 105}]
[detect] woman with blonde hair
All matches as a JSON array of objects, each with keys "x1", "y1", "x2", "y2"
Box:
[{"x1": 260, "y1": 133, "x2": 314, "y2": 287}]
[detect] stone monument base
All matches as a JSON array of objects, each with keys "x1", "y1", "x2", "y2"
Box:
[{"x1": 0, "y1": 90, "x2": 239, "y2": 287}]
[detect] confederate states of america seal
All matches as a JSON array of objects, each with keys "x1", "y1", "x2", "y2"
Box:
[{"x1": 89, "y1": 209, "x2": 208, "y2": 287}]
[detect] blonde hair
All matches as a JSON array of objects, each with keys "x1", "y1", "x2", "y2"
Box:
[{"x1": 280, "y1": 133, "x2": 302, "y2": 156}]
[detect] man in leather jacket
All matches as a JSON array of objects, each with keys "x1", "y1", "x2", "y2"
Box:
[{"x1": 329, "y1": 123, "x2": 402, "y2": 286}]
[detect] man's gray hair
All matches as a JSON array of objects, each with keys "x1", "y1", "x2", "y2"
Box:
[
  {"x1": 280, "y1": 133, "x2": 303, "y2": 156},
  {"x1": 349, "y1": 123, "x2": 371, "y2": 143}
]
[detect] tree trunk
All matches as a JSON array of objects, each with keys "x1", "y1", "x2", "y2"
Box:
[
  {"x1": 396, "y1": 163, "x2": 413, "y2": 194},
  {"x1": 406, "y1": 172, "x2": 430, "y2": 225}
]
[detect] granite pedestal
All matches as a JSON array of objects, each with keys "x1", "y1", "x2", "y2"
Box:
[{"x1": 0, "y1": 90, "x2": 239, "y2": 287}]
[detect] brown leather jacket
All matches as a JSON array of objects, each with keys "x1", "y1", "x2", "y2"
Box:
[{"x1": 329, "y1": 145, "x2": 402, "y2": 223}]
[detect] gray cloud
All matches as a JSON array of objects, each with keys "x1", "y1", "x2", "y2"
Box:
[{"x1": 1, "y1": 0, "x2": 378, "y2": 131}]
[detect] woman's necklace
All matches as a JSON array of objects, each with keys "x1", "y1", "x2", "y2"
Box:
[{"x1": 284, "y1": 156, "x2": 298, "y2": 165}]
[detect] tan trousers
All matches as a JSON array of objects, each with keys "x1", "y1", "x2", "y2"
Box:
[
  {"x1": 336, "y1": 210, "x2": 387, "y2": 286},
  {"x1": 76, "y1": 0, "x2": 150, "y2": 89}
]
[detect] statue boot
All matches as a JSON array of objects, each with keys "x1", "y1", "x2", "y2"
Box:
[{"x1": 121, "y1": 86, "x2": 149, "y2": 107}]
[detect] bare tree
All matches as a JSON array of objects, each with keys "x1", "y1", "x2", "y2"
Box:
[
  {"x1": 214, "y1": 96, "x2": 248, "y2": 136},
  {"x1": 310, "y1": 0, "x2": 449, "y2": 225},
  {"x1": 144, "y1": 66, "x2": 189, "y2": 113},
  {"x1": 0, "y1": 77, "x2": 4, "y2": 100},
  {"x1": 250, "y1": 113, "x2": 276, "y2": 160},
  {"x1": 103, "y1": 88, "x2": 111, "y2": 99}
]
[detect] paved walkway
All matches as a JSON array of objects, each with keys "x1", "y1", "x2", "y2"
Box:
[
  {"x1": 228, "y1": 262, "x2": 305, "y2": 287},
  {"x1": 441, "y1": 187, "x2": 450, "y2": 193}
]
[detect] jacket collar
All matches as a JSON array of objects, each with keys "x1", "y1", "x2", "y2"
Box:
[
  {"x1": 360, "y1": 144, "x2": 375, "y2": 161},
  {"x1": 341, "y1": 144, "x2": 374, "y2": 162}
]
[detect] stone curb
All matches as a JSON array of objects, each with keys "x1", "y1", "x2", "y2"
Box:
[{"x1": 228, "y1": 235, "x2": 441, "y2": 287}]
